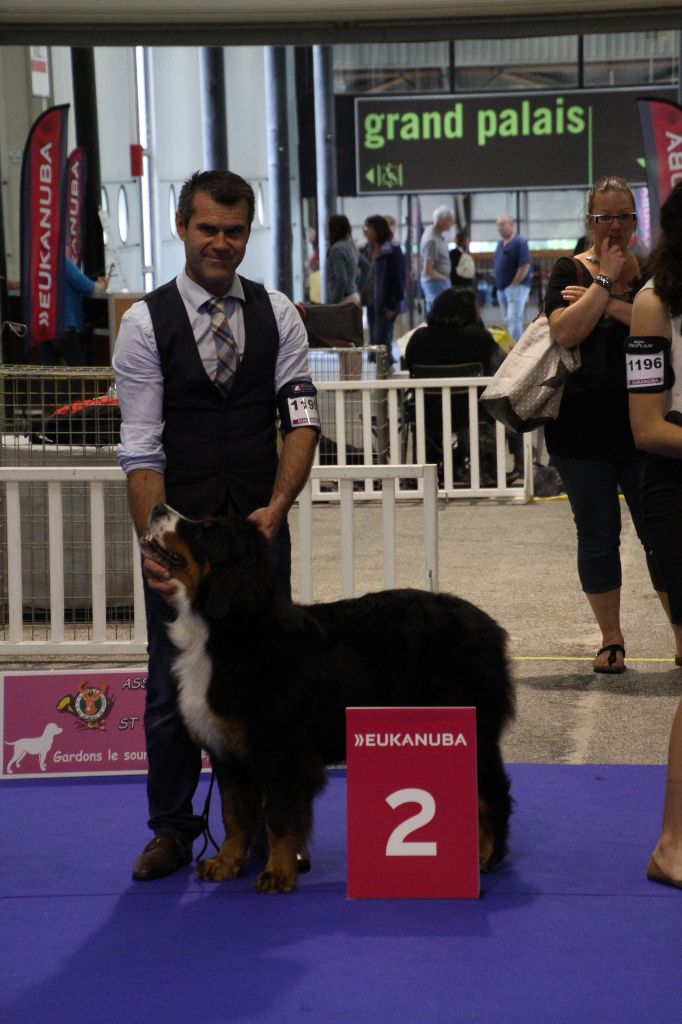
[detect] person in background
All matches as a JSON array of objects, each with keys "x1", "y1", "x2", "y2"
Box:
[
  {"x1": 114, "y1": 170, "x2": 319, "y2": 881},
  {"x1": 544, "y1": 174, "x2": 674, "y2": 675},
  {"x1": 493, "y1": 214, "x2": 532, "y2": 342},
  {"x1": 363, "y1": 214, "x2": 405, "y2": 370},
  {"x1": 325, "y1": 214, "x2": 369, "y2": 305},
  {"x1": 627, "y1": 179, "x2": 682, "y2": 889},
  {"x1": 419, "y1": 205, "x2": 455, "y2": 313},
  {"x1": 383, "y1": 214, "x2": 409, "y2": 308},
  {"x1": 404, "y1": 287, "x2": 501, "y2": 375},
  {"x1": 450, "y1": 230, "x2": 476, "y2": 291},
  {"x1": 40, "y1": 256, "x2": 107, "y2": 366},
  {"x1": 404, "y1": 287, "x2": 502, "y2": 481}
]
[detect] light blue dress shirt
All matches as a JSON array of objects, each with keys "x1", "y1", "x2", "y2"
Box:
[{"x1": 113, "y1": 270, "x2": 313, "y2": 476}]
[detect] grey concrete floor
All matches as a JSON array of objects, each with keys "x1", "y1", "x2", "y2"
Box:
[{"x1": 288, "y1": 496, "x2": 682, "y2": 767}]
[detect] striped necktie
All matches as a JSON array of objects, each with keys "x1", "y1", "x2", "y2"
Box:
[{"x1": 204, "y1": 296, "x2": 239, "y2": 391}]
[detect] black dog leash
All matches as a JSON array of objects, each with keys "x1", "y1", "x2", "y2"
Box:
[{"x1": 194, "y1": 769, "x2": 221, "y2": 862}]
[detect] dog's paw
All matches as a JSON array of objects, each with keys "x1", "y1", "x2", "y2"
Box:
[
  {"x1": 254, "y1": 868, "x2": 298, "y2": 894},
  {"x1": 195, "y1": 855, "x2": 244, "y2": 882}
]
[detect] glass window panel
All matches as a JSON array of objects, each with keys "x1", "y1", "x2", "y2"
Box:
[
  {"x1": 117, "y1": 186, "x2": 129, "y2": 244},
  {"x1": 583, "y1": 30, "x2": 677, "y2": 87},
  {"x1": 455, "y1": 36, "x2": 578, "y2": 91},
  {"x1": 333, "y1": 42, "x2": 450, "y2": 94},
  {"x1": 168, "y1": 184, "x2": 177, "y2": 237}
]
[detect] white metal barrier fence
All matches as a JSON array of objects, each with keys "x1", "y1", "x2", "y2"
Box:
[
  {"x1": 0, "y1": 464, "x2": 439, "y2": 657},
  {"x1": 313, "y1": 377, "x2": 533, "y2": 500},
  {"x1": 0, "y1": 366, "x2": 533, "y2": 499}
]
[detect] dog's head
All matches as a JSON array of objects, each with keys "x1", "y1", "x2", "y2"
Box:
[{"x1": 141, "y1": 504, "x2": 271, "y2": 616}]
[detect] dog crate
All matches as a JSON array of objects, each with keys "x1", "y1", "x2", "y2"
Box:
[
  {"x1": 0, "y1": 367, "x2": 133, "y2": 636},
  {"x1": 309, "y1": 346, "x2": 390, "y2": 465}
]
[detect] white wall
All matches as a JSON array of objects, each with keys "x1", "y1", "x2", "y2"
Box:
[
  {"x1": 149, "y1": 46, "x2": 203, "y2": 285},
  {"x1": 0, "y1": 46, "x2": 47, "y2": 285}
]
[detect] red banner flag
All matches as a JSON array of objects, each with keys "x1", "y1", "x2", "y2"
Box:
[
  {"x1": 65, "y1": 146, "x2": 87, "y2": 267},
  {"x1": 637, "y1": 96, "x2": 682, "y2": 233},
  {"x1": 20, "y1": 104, "x2": 69, "y2": 351}
]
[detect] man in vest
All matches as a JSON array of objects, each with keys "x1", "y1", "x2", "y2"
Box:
[{"x1": 114, "y1": 170, "x2": 320, "y2": 880}]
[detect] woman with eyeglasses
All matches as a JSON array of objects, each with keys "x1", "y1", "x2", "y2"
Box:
[
  {"x1": 543, "y1": 174, "x2": 675, "y2": 675},
  {"x1": 627, "y1": 181, "x2": 682, "y2": 888}
]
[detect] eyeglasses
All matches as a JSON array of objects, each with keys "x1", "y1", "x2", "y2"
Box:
[{"x1": 588, "y1": 213, "x2": 637, "y2": 224}]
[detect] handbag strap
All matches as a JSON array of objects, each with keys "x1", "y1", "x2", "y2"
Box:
[{"x1": 571, "y1": 256, "x2": 592, "y2": 286}]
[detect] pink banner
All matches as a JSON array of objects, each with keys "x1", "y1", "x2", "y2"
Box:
[
  {"x1": 1, "y1": 670, "x2": 210, "y2": 778},
  {"x1": 637, "y1": 96, "x2": 682, "y2": 232},
  {"x1": 20, "y1": 104, "x2": 69, "y2": 350},
  {"x1": 65, "y1": 146, "x2": 87, "y2": 266}
]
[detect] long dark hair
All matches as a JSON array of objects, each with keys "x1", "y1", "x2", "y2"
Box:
[
  {"x1": 427, "y1": 287, "x2": 479, "y2": 328},
  {"x1": 649, "y1": 181, "x2": 682, "y2": 317},
  {"x1": 328, "y1": 214, "x2": 352, "y2": 246}
]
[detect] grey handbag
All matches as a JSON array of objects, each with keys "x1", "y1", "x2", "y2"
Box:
[{"x1": 479, "y1": 312, "x2": 581, "y2": 432}]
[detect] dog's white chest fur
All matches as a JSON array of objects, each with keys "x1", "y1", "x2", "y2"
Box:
[{"x1": 168, "y1": 592, "x2": 233, "y2": 760}]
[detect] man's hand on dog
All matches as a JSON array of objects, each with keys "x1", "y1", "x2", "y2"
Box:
[
  {"x1": 142, "y1": 555, "x2": 178, "y2": 602},
  {"x1": 248, "y1": 504, "x2": 285, "y2": 543}
]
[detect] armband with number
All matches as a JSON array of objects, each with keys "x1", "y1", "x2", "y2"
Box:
[
  {"x1": 276, "y1": 378, "x2": 321, "y2": 434},
  {"x1": 624, "y1": 336, "x2": 672, "y2": 393}
]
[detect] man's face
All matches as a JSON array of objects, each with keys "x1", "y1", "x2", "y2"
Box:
[
  {"x1": 496, "y1": 217, "x2": 514, "y2": 241},
  {"x1": 176, "y1": 192, "x2": 251, "y2": 296}
]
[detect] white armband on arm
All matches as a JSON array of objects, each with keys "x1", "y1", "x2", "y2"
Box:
[
  {"x1": 277, "y1": 379, "x2": 321, "y2": 434},
  {"x1": 624, "y1": 335, "x2": 671, "y2": 393}
]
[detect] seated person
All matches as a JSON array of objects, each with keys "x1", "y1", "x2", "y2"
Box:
[
  {"x1": 404, "y1": 287, "x2": 502, "y2": 480},
  {"x1": 404, "y1": 286, "x2": 502, "y2": 376}
]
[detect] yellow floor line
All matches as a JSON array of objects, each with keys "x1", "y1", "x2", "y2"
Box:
[{"x1": 511, "y1": 655, "x2": 679, "y2": 663}]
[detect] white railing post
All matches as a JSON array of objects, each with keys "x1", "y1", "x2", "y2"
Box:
[
  {"x1": 297, "y1": 481, "x2": 314, "y2": 605},
  {"x1": 89, "y1": 481, "x2": 107, "y2": 643},
  {"x1": 47, "y1": 480, "x2": 65, "y2": 644},
  {"x1": 381, "y1": 477, "x2": 397, "y2": 590},
  {"x1": 6, "y1": 480, "x2": 23, "y2": 643},
  {"x1": 423, "y1": 464, "x2": 439, "y2": 592},
  {"x1": 339, "y1": 476, "x2": 355, "y2": 598}
]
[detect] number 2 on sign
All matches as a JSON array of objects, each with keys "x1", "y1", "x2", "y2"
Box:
[{"x1": 385, "y1": 787, "x2": 437, "y2": 857}]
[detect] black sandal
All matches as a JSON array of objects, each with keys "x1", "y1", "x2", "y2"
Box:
[{"x1": 593, "y1": 643, "x2": 626, "y2": 674}]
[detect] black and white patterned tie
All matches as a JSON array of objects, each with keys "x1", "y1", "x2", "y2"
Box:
[{"x1": 204, "y1": 296, "x2": 239, "y2": 391}]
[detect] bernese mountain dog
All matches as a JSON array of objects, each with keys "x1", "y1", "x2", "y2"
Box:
[{"x1": 142, "y1": 503, "x2": 515, "y2": 894}]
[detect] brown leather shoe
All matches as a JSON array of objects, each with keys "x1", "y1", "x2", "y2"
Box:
[{"x1": 132, "y1": 836, "x2": 192, "y2": 881}]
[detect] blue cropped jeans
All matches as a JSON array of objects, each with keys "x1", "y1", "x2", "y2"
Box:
[{"x1": 550, "y1": 453, "x2": 664, "y2": 595}]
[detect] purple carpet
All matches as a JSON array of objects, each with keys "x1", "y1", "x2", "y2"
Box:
[{"x1": 1, "y1": 764, "x2": 681, "y2": 1023}]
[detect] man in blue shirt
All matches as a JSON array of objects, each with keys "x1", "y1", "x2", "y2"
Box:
[{"x1": 493, "y1": 215, "x2": 532, "y2": 343}]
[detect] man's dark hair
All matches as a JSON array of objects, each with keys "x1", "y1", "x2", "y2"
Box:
[{"x1": 176, "y1": 170, "x2": 255, "y2": 228}]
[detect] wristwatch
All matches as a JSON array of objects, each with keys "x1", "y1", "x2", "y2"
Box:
[{"x1": 593, "y1": 274, "x2": 613, "y2": 292}]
